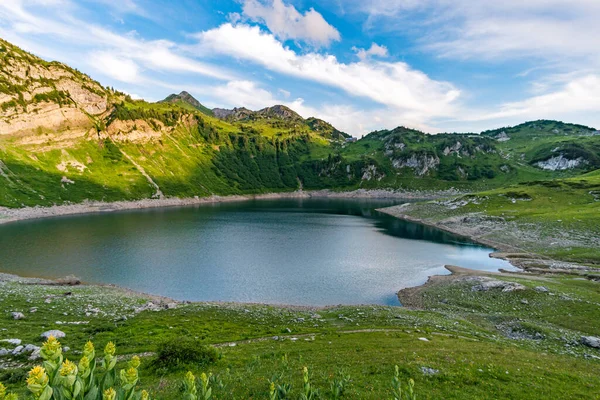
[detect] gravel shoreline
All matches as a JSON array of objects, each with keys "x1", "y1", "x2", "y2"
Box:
[{"x1": 0, "y1": 188, "x2": 460, "y2": 226}]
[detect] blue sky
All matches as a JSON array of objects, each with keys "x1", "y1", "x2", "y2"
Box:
[{"x1": 1, "y1": 0, "x2": 599, "y2": 136}]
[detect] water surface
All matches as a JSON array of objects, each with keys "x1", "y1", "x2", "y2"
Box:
[{"x1": 0, "y1": 198, "x2": 512, "y2": 305}]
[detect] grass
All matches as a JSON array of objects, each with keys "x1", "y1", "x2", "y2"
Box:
[{"x1": 1, "y1": 273, "x2": 600, "y2": 398}]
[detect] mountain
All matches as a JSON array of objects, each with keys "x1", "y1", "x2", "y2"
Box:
[
  {"x1": 160, "y1": 91, "x2": 214, "y2": 116},
  {"x1": 0, "y1": 38, "x2": 112, "y2": 138},
  {"x1": 0, "y1": 37, "x2": 599, "y2": 208},
  {"x1": 211, "y1": 104, "x2": 350, "y2": 140}
]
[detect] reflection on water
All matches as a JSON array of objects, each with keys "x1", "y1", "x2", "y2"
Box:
[{"x1": 0, "y1": 198, "x2": 513, "y2": 306}]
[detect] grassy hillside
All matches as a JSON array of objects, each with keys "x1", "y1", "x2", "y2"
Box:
[
  {"x1": 382, "y1": 169, "x2": 600, "y2": 264},
  {"x1": 1, "y1": 273, "x2": 600, "y2": 399},
  {"x1": 1, "y1": 37, "x2": 600, "y2": 209}
]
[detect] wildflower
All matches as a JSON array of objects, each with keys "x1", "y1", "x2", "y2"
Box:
[
  {"x1": 78, "y1": 356, "x2": 91, "y2": 379},
  {"x1": 27, "y1": 366, "x2": 52, "y2": 399},
  {"x1": 60, "y1": 359, "x2": 78, "y2": 377},
  {"x1": 103, "y1": 342, "x2": 117, "y2": 371},
  {"x1": 102, "y1": 388, "x2": 116, "y2": 400},
  {"x1": 120, "y1": 367, "x2": 139, "y2": 390},
  {"x1": 40, "y1": 336, "x2": 62, "y2": 361},
  {"x1": 128, "y1": 355, "x2": 141, "y2": 369},
  {"x1": 0, "y1": 382, "x2": 5, "y2": 398},
  {"x1": 104, "y1": 342, "x2": 116, "y2": 358},
  {"x1": 5, "y1": 394, "x2": 18, "y2": 400},
  {"x1": 140, "y1": 390, "x2": 150, "y2": 400},
  {"x1": 183, "y1": 371, "x2": 197, "y2": 398},
  {"x1": 59, "y1": 359, "x2": 78, "y2": 388},
  {"x1": 83, "y1": 341, "x2": 95, "y2": 361}
]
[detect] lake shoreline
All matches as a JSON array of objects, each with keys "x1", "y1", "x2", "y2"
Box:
[
  {"x1": 0, "y1": 188, "x2": 461, "y2": 226},
  {"x1": 0, "y1": 188, "x2": 523, "y2": 309}
]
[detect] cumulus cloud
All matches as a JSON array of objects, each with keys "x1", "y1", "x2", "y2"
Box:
[
  {"x1": 194, "y1": 23, "x2": 459, "y2": 120},
  {"x1": 242, "y1": 0, "x2": 340, "y2": 47},
  {"x1": 352, "y1": 43, "x2": 388, "y2": 60},
  {"x1": 88, "y1": 51, "x2": 141, "y2": 82},
  {"x1": 205, "y1": 80, "x2": 435, "y2": 135}
]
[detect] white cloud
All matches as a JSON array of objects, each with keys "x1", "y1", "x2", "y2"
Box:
[
  {"x1": 204, "y1": 80, "x2": 437, "y2": 136},
  {"x1": 466, "y1": 75, "x2": 600, "y2": 122},
  {"x1": 0, "y1": 0, "x2": 235, "y2": 83},
  {"x1": 242, "y1": 0, "x2": 340, "y2": 47},
  {"x1": 278, "y1": 88, "x2": 291, "y2": 98},
  {"x1": 352, "y1": 43, "x2": 388, "y2": 61},
  {"x1": 349, "y1": 0, "x2": 600, "y2": 66},
  {"x1": 88, "y1": 52, "x2": 141, "y2": 83},
  {"x1": 194, "y1": 23, "x2": 459, "y2": 121}
]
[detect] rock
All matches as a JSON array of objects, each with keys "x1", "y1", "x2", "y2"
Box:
[
  {"x1": 471, "y1": 279, "x2": 526, "y2": 292},
  {"x1": 581, "y1": 336, "x2": 600, "y2": 349},
  {"x1": 1, "y1": 339, "x2": 22, "y2": 346},
  {"x1": 63, "y1": 346, "x2": 70, "y2": 352},
  {"x1": 420, "y1": 367, "x2": 439, "y2": 375},
  {"x1": 23, "y1": 344, "x2": 40, "y2": 353},
  {"x1": 0, "y1": 348, "x2": 9, "y2": 357},
  {"x1": 41, "y1": 330, "x2": 66, "y2": 339},
  {"x1": 166, "y1": 303, "x2": 178, "y2": 309},
  {"x1": 12, "y1": 345, "x2": 24, "y2": 355},
  {"x1": 285, "y1": 328, "x2": 292, "y2": 333},
  {"x1": 30, "y1": 307, "x2": 38, "y2": 313},
  {"x1": 418, "y1": 337, "x2": 429, "y2": 342},
  {"x1": 535, "y1": 286, "x2": 549, "y2": 293},
  {"x1": 29, "y1": 348, "x2": 41, "y2": 360},
  {"x1": 11, "y1": 312, "x2": 25, "y2": 320},
  {"x1": 296, "y1": 318, "x2": 305, "y2": 323},
  {"x1": 520, "y1": 299, "x2": 529, "y2": 305}
]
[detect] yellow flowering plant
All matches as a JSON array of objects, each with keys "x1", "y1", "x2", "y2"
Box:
[
  {"x1": 26, "y1": 366, "x2": 53, "y2": 400},
  {"x1": 183, "y1": 371, "x2": 198, "y2": 400}
]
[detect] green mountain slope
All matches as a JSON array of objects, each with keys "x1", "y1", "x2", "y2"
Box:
[
  {"x1": 160, "y1": 91, "x2": 214, "y2": 116},
  {"x1": 1, "y1": 37, "x2": 600, "y2": 208}
]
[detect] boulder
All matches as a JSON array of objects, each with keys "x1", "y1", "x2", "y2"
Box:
[
  {"x1": 535, "y1": 286, "x2": 549, "y2": 293},
  {"x1": 23, "y1": 344, "x2": 40, "y2": 353},
  {"x1": 11, "y1": 312, "x2": 25, "y2": 320},
  {"x1": 41, "y1": 329, "x2": 66, "y2": 339},
  {"x1": 471, "y1": 279, "x2": 526, "y2": 292},
  {"x1": 581, "y1": 336, "x2": 600, "y2": 349}
]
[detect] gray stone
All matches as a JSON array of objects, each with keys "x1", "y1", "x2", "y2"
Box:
[
  {"x1": 420, "y1": 367, "x2": 439, "y2": 375},
  {"x1": 581, "y1": 336, "x2": 600, "y2": 349},
  {"x1": 29, "y1": 348, "x2": 41, "y2": 360},
  {"x1": 1, "y1": 339, "x2": 21, "y2": 346},
  {"x1": 11, "y1": 312, "x2": 25, "y2": 320},
  {"x1": 535, "y1": 286, "x2": 549, "y2": 293},
  {"x1": 418, "y1": 337, "x2": 429, "y2": 342},
  {"x1": 0, "y1": 348, "x2": 9, "y2": 357},
  {"x1": 12, "y1": 345, "x2": 24, "y2": 355},
  {"x1": 41, "y1": 330, "x2": 66, "y2": 339},
  {"x1": 471, "y1": 279, "x2": 526, "y2": 292},
  {"x1": 63, "y1": 346, "x2": 70, "y2": 352},
  {"x1": 23, "y1": 344, "x2": 40, "y2": 353}
]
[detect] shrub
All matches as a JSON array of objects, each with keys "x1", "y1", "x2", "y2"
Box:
[{"x1": 152, "y1": 338, "x2": 218, "y2": 372}]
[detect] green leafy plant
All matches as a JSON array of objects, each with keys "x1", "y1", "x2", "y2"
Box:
[
  {"x1": 152, "y1": 338, "x2": 219, "y2": 372},
  {"x1": 19, "y1": 337, "x2": 149, "y2": 400},
  {"x1": 391, "y1": 365, "x2": 416, "y2": 400}
]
